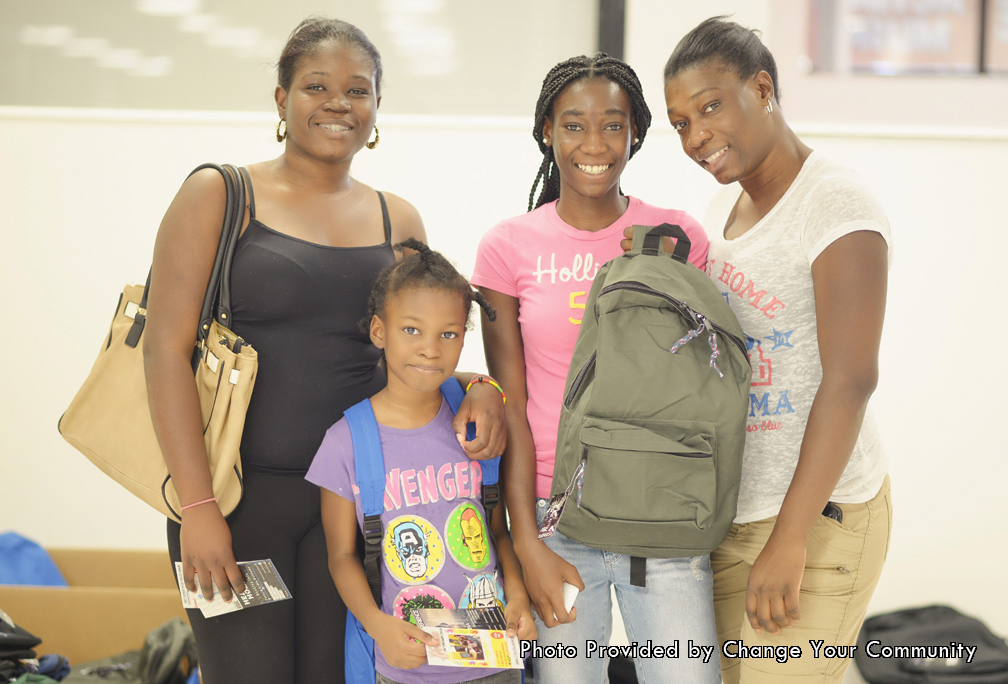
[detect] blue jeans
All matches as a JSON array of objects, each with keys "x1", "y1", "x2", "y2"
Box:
[{"x1": 532, "y1": 498, "x2": 721, "y2": 684}]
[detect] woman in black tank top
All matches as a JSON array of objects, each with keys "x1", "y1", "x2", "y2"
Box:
[{"x1": 143, "y1": 18, "x2": 506, "y2": 684}]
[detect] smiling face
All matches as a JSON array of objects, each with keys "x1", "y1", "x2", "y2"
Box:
[
  {"x1": 370, "y1": 286, "x2": 467, "y2": 396},
  {"x1": 543, "y1": 77, "x2": 636, "y2": 204},
  {"x1": 275, "y1": 40, "x2": 379, "y2": 163},
  {"x1": 664, "y1": 60, "x2": 776, "y2": 185}
]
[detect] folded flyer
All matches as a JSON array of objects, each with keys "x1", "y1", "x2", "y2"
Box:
[
  {"x1": 412, "y1": 608, "x2": 523, "y2": 670},
  {"x1": 175, "y1": 559, "x2": 291, "y2": 618}
]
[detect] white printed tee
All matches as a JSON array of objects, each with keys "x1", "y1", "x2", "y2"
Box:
[{"x1": 703, "y1": 151, "x2": 892, "y2": 523}]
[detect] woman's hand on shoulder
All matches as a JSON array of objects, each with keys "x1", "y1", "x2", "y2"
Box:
[
  {"x1": 453, "y1": 380, "x2": 507, "y2": 461},
  {"x1": 381, "y1": 191, "x2": 427, "y2": 247}
]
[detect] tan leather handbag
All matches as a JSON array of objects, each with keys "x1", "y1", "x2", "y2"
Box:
[{"x1": 59, "y1": 164, "x2": 257, "y2": 521}]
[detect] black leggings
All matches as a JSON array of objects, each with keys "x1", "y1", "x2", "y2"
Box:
[{"x1": 168, "y1": 467, "x2": 346, "y2": 684}]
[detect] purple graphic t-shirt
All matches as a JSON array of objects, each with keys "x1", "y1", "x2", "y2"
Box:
[{"x1": 307, "y1": 399, "x2": 504, "y2": 684}]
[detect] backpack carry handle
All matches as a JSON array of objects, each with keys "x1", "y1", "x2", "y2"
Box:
[{"x1": 634, "y1": 223, "x2": 692, "y2": 264}]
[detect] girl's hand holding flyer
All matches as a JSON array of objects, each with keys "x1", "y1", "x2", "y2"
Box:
[{"x1": 412, "y1": 608, "x2": 524, "y2": 670}]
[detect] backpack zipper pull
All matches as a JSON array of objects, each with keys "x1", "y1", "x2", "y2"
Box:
[
  {"x1": 697, "y1": 313, "x2": 725, "y2": 378},
  {"x1": 669, "y1": 322, "x2": 704, "y2": 354},
  {"x1": 574, "y1": 458, "x2": 586, "y2": 509},
  {"x1": 537, "y1": 459, "x2": 587, "y2": 540}
]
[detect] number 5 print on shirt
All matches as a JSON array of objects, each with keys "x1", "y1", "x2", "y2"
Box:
[{"x1": 569, "y1": 291, "x2": 587, "y2": 325}]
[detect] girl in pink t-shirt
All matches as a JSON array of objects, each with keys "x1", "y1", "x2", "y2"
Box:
[{"x1": 470, "y1": 55, "x2": 719, "y2": 684}]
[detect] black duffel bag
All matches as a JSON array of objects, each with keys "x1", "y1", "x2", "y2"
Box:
[
  {"x1": 856, "y1": 605, "x2": 1008, "y2": 683},
  {"x1": 0, "y1": 609, "x2": 41, "y2": 661}
]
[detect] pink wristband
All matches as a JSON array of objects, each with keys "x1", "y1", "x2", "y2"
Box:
[{"x1": 181, "y1": 497, "x2": 217, "y2": 512}]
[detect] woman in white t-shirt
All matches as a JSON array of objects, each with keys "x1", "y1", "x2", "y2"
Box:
[{"x1": 637, "y1": 16, "x2": 894, "y2": 684}]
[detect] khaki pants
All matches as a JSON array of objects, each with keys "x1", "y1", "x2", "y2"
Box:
[{"x1": 712, "y1": 475, "x2": 892, "y2": 684}]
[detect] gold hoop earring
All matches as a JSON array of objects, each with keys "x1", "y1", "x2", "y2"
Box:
[
  {"x1": 276, "y1": 118, "x2": 287, "y2": 142},
  {"x1": 365, "y1": 125, "x2": 380, "y2": 150},
  {"x1": 765, "y1": 100, "x2": 774, "y2": 115}
]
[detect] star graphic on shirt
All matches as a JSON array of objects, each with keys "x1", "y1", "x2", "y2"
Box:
[
  {"x1": 745, "y1": 335, "x2": 760, "y2": 352},
  {"x1": 764, "y1": 328, "x2": 795, "y2": 350}
]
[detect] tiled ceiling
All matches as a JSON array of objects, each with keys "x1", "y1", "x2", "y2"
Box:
[{"x1": 0, "y1": 0, "x2": 597, "y2": 114}]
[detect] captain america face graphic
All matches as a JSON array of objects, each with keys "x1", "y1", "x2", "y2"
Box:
[{"x1": 393, "y1": 521, "x2": 429, "y2": 579}]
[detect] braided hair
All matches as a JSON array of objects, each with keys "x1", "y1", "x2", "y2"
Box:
[
  {"x1": 362, "y1": 239, "x2": 496, "y2": 335},
  {"x1": 528, "y1": 53, "x2": 652, "y2": 212}
]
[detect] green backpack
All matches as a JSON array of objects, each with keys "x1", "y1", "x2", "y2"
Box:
[{"x1": 550, "y1": 224, "x2": 752, "y2": 570}]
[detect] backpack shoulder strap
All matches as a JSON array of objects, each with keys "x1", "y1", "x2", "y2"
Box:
[
  {"x1": 344, "y1": 612, "x2": 376, "y2": 684},
  {"x1": 439, "y1": 378, "x2": 500, "y2": 523},
  {"x1": 345, "y1": 399, "x2": 384, "y2": 608}
]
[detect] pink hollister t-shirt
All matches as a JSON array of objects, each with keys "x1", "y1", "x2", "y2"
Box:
[{"x1": 471, "y1": 197, "x2": 709, "y2": 499}]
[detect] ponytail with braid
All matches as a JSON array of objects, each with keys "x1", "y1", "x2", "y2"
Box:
[
  {"x1": 528, "y1": 53, "x2": 652, "y2": 212},
  {"x1": 363, "y1": 239, "x2": 496, "y2": 334}
]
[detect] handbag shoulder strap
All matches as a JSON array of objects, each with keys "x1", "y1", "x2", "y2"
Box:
[
  {"x1": 210, "y1": 164, "x2": 245, "y2": 334},
  {"x1": 128, "y1": 164, "x2": 243, "y2": 352},
  {"x1": 241, "y1": 167, "x2": 256, "y2": 221},
  {"x1": 173, "y1": 162, "x2": 245, "y2": 345}
]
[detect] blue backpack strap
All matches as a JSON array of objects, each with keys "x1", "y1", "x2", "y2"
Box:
[
  {"x1": 345, "y1": 399, "x2": 385, "y2": 608},
  {"x1": 344, "y1": 612, "x2": 375, "y2": 684},
  {"x1": 344, "y1": 399, "x2": 383, "y2": 684},
  {"x1": 439, "y1": 378, "x2": 501, "y2": 523},
  {"x1": 438, "y1": 377, "x2": 473, "y2": 440}
]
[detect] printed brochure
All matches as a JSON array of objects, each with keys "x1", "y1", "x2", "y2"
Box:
[
  {"x1": 412, "y1": 608, "x2": 523, "y2": 669},
  {"x1": 175, "y1": 558, "x2": 291, "y2": 618}
]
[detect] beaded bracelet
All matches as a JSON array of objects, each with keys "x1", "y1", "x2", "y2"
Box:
[
  {"x1": 180, "y1": 497, "x2": 217, "y2": 512},
  {"x1": 465, "y1": 375, "x2": 506, "y2": 404}
]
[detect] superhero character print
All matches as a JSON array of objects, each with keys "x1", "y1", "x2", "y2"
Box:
[
  {"x1": 459, "y1": 570, "x2": 505, "y2": 609},
  {"x1": 383, "y1": 515, "x2": 444, "y2": 585},
  {"x1": 444, "y1": 502, "x2": 491, "y2": 571},
  {"x1": 393, "y1": 585, "x2": 455, "y2": 624}
]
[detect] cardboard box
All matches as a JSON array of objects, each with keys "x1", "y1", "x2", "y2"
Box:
[{"x1": 0, "y1": 548, "x2": 189, "y2": 665}]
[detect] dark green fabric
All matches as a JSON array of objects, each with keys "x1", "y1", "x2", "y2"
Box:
[
  {"x1": 62, "y1": 617, "x2": 196, "y2": 684},
  {"x1": 62, "y1": 651, "x2": 141, "y2": 684},
  {"x1": 12, "y1": 674, "x2": 60, "y2": 684},
  {"x1": 551, "y1": 224, "x2": 752, "y2": 558},
  {"x1": 136, "y1": 618, "x2": 196, "y2": 684}
]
